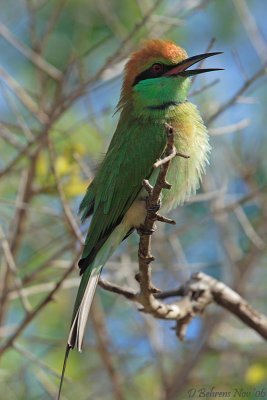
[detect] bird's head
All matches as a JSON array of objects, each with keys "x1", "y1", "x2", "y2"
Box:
[{"x1": 119, "y1": 39, "x2": 222, "y2": 112}]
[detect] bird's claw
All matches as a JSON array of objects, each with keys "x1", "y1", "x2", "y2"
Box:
[
  {"x1": 145, "y1": 197, "x2": 161, "y2": 213},
  {"x1": 137, "y1": 224, "x2": 156, "y2": 236}
]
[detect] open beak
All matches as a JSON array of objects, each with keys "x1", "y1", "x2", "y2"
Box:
[{"x1": 163, "y1": 52, "x2": 223, "y2": 77}]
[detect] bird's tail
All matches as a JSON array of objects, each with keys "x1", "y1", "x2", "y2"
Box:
[
  {"x1": 68, "y1": 265, "x2": 102, "y2": 351},
  {"x1": 58, "y1": 264, "x2": 101, "y2": 400},
  {"x1": 58, "y1": 223, "x2": 129, "y2": 399},
  {"x1": 68, "y1": 225, "x2": 124, "y2": 351}
]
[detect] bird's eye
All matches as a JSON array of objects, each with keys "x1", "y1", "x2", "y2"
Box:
[{"x1": 151, "y1": 63, "x2": 163, "y2": 74}]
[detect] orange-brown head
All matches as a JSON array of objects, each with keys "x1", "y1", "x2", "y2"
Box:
[
  {"x1": 122, "y1": 40, "x2": 188, "y2": 96},
  {"x1": 118, "y1": 39, "x2": 222, "y2": 110}
]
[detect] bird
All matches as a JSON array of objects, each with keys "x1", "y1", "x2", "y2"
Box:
[{"x1": 58, "y1": 39, "x2": 222, "y2": 396}]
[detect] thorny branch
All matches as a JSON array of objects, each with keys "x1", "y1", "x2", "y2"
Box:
[
  {"x1": 100, "y1": 271, "x2": 267, "y2": 341},
  {"x1": 99, "y1": 123, "x2": 267, "y2": 341}
]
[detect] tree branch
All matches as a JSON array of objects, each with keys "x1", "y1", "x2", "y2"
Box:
[
  {"x1": 99, "y1": 271, "x2": 267, "y2": 341},
  {"x1": 0, "y1": 22, "x2": 62, "y2": 81},
  {"x1": 0, "y1": 255, "x2": 79, "y2": 358},
  {"x1": 98, "y1": 123, "x2": 267, "y2": 342},
  {"x1": 207, "y1": 63, "x2": 267, "y2": 124}
]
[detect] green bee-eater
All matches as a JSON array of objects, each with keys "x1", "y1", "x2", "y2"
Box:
[{"x1": 59, "y1": 39, "x2": 222, "y2": 394}]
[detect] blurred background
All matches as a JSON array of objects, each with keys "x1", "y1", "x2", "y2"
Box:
[{"x1": 0, "y1": 0, "x2": 267, "y2": 399}]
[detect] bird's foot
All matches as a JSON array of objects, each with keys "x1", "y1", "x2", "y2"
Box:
[
  {"x1": 145, "y1": 197, "x2": 161, "y2": 213},
  {"x1": 137, "y1": 224, "x2": 156, "y2": 236},
  {"x1": 148, "y1": 203, "x2": 161, "y2": 213}
]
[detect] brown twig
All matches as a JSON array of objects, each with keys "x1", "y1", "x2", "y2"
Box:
[
  {"x1": 209, "y1": 118, "x2": 250, "y2": 135},
  {"x1": 98, "y1": 271, "x2": 267, "y2": 341},
  {"x1": 0, "y1": 226, "x2": 31, "y2": 314},
  {"x1": 91, "y1": 298, "x2": 125, "y2": 400},
  {"x1": 0, "y1": 165, "x2": 37, "y2": 325},
  {"x1": 40, "y1": 0, "x2": 67, "y2": 51},
  {"x1": 0, "y1": 123, "x2": 24, "y2": 150},
  {"x1": 191, "y1": 37, "x2": 216, "y2": 86},
  {"x1": 0, "y1": 22, "x2": 62, "y2": 81},
  {"x1": 98, "y1": 279, "x2": 136, "y2": 300},
  {"x1": 189, "y1": 78, "x2": 220, "y2": 97},
  {"x1": 207, "y1": 63, "x2": 267, "y2": 124},
  {"x1": 13, "y1": 342, "x2": 65, "y2": 381},
  {"x1": 0, "y1": 90, "x2": 34, "y2": 141},
  {"x1": 234, "y1": 0, "x2": 267, "y2": 63},
  {"x1": 153, "y1": 149, "x2": 189, "y2": 168},
  {"x1": 0, "y1": 67, "x2": 49, "y2": 124},
  {"x1": 0, "y1": 128, "x2": 48, "y2": 179},
  {"x1": 47, "y1": 134, "x2": 84, "y2": 244},
  {"x1": 136, "y1": 123, "x2": 182, "y2": 314},
  {"x1": 0, "y1": 255, "x2": 79, "y2": 358},
  {"x1": 53, "y1": 0, "x2": 162, "y2": 117}
]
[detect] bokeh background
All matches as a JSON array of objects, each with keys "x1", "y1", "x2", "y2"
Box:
[{"x1": 0, "y1": 0, "x2": 267, "y2": 399}]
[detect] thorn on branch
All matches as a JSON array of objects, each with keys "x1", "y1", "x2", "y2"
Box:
[
  {"x1": 156, "y1": 214, "x2": 176, "y2": 225},
  {"x1": 162, "y1": 181, "x2": 172, "y2": 189},
  {"x1": 153, "y1": 149, "x2": 177, "y2": 168},
  {"x1": 138, "y1": 252, "x2": 155, "y2": 263},
  {"x1": 150, "y1": 286, "x2": 161, "y2": 294},
  {"x1": 142, "y1": 179, "x2": 153, "y2": 195},
  {"x1": 175, "y1": 315, "x2": 193, "y2": 341},
  {"x1": 176, "y1": 152, "x2": 190, "y2": 159},
  {"x1": 153, "y1": 150, "x2": 190, "y2": 168}
]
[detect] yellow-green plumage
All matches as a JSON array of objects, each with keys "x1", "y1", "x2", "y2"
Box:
[
  {"x1": 59, "y1": 39, "x2": 222, "y2": 399},
  {"x1": 150, "y1": 102, "x2": 210, "y2": 211}
]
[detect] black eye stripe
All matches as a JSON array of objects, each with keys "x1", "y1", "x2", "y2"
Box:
[{"x1": 132, "y1": 63, "x2": 175, "y2": 86}]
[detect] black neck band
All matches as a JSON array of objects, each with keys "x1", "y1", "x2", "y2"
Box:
[{"x1": 147, "y1": 99, "x2": 187, "y2": 110}]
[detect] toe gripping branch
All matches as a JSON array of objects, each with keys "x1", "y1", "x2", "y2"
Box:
[
  {"x1": 137, "y1": 123, "x2": 184, "y2": 296},
  {"x1": 140, "y1": 123, "x2": 180, "y2": 238}
]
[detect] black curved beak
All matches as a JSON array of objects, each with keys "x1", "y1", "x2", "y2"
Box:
[{"x1": 163, "y1": 52, "x2": 223, "y2": 77}]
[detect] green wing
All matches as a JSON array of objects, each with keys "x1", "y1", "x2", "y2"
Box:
[{"x1": 79, "y1": 110, "x2": 166, "y2": 272}]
